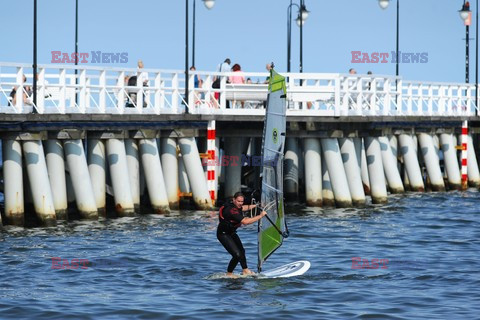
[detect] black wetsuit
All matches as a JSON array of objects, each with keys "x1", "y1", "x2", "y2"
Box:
[{"x1": 217, "y1": 202, "x2": 248, "y2": 273}]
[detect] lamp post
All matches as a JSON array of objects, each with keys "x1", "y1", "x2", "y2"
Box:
[
  {"x1": 378, "y1": 0, "x2": 399, "y2": 77},
  {"x1": 459, "y1": 0, "x2": 479, "y2": 115},
  {"x1": 192, "y1": 0, "x2": 215, "y2": 67},
  {"x1": 75, "y1": 0, "x2": 78, "y2": 69},
  {"x1": 185, "y1": 0, "x2": 189, "y2": 111},
  {"x1": 33, "y1": 0, "x2": 37, "y2": 107},
  {"x1": 75, "y1": 0, "x2": 78, "y2": 104},
  {"x1": 287, "y1": 0, "x2": 309, "y2": 73},
  {"x1": 459, "y1": 1, "x2": 471, "y2": 83},
  {"x1": 186, "y1": 0, "x2": 214, "y2": 112}
]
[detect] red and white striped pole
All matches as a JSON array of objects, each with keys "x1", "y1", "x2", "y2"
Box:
[
  {"x1": 461, "y1": 120, "x2": 469, "y2": 190},
  {"x1": 207, "y1": 120, "x2": 216, "y2": 204}
]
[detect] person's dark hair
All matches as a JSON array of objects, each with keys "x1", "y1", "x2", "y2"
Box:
[
  {"x1": 225, "y1": 58, "x2": 231, "y2": 64},
  {"x1": 232, "y1": 64, "x2": 241, "y2": 72},
  {"x1": 128, "y1": 75, "x2": 137, "y2": 86},
  {"x1": 233, "y1": 192, "x2": 244, "y2": 199}
]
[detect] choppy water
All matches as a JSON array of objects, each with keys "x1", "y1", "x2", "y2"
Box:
[{"x1": 1, "y1": 191, "x2": 479, "y2": 319}]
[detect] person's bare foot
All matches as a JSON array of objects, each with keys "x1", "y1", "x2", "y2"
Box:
[
  {"x1": 226, "y1": 272, "x2": 238, "y2": 279},
  {"x1": 242, "y1": 268, "x2": 255, "y2": 276}
]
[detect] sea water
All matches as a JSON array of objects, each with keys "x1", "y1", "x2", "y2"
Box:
[{"x1": 1, "y1": 191, "x2": 479, "y2": 319}]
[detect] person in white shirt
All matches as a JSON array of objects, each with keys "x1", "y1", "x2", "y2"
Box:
[
  {"x1": 137, "y1": 59, "x2": 149, "y2": 86},
  {"x1": 218, "y1": 58, "x2": 231, "y2": 73}
]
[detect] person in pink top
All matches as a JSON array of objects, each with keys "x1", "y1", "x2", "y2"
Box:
[{"x1": 229, "y1": 64, "x2": 245, "y2": 84}]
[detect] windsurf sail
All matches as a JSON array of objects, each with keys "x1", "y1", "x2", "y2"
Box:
[{"x1": 257, "y1": 66, "x2": 289, "y2": 273}]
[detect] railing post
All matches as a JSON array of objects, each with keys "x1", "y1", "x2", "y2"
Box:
[
  {"x1": 172, "y1": 72, "x2": 179, "y2": 113},
  {"x1": 79, "y1": 68, "x2": 86, "y2": 113},
  {"x1": 467, "y1": 85, "x2": 473, "y2": 115},
  {"x1": 117, "y1": 71, "x2": 125, "y2": 111},
  {"x1": 334, "y1": 75, "x2": 341, "y2": 117},
  {"x1": 370, "y1": 77, "x2": 376, "y2": 115},
  {"x1": 99, "y1": 70, "x2": 106, "y2": 113},
  {"x1": 438, "y1": 85, "x2": 446, "y2": 115},
  {"x1": 87, "y1": 78, "x2": 92, "y2": 111},
  {"x1": 188, "y1": 72, "x2": 195, "y2": 109},
  {"x1": 397, "y1": 78, "x2": 402, "y2": 115},
  {"x1": 136, "y1": 71, "x2": 144, "y2": 113},
  {"x1": 427, "y1": 84, "x2": 433, "y2": 116},
  {"x1": 15, "y1": 67, "x2": 24, "y2": 113},
  {"x1": 407, "y1": 83, "x2": 413, "y2": 115},
  {"x1": 220, "y1": 76, "x2": 226, "y2": 109},
  {"x1": 37, "y1": 67, "x2": 45, "y2": 113},
  {"x1": 59, "y1": 68, "x2": 66, "y2": 113},
  {"x1": 384, "y1": 77, "x2": 391, "y2": 116},
  {"x1": 154, "y1": 72, "x2": 162, "y2": 114}
]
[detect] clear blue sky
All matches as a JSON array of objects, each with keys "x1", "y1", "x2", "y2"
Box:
[{"x1": 0, "y1": 0, "x2": 475, "y2": 83}]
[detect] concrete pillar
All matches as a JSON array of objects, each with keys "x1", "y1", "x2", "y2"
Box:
[
  {"x1": 178, "y1": 137, "x2": 214, "y2": 210},
  {"x1": 106, "y1": 139, "x2": 135, "y2": 216},
  {"x1": 355, "y1": 138, "x2": 371, "y2": 195},
  {"x1": 339, "y1": 138, "x2": 365, "y2": 206},
  {"x1": 64, "y1": 139, "x2": 98, "y2": 219},
  {"x1": 125, "y1": 139, "x2": 140, "y2": 210},
  {"x1": 178, "y1": 153, "x2": 191, "y2": 195},
  {"x1": 87, "y1": 139, "x2": 106, "y2": 216},
  {"x1": 364, "y1": 137, "x2": 388, "y2": 204},
  {"x1": 398, "y1": 134, "x2": 425, "y2": 192},
  {"x1": 2, "y1": 140, "x2": 24, "y2": 225},
  {"x1": 418, "y1": 133, "x2": 445, "y2": 191},
  {"x1": 161, "y1": 137, "x2": 180, "y2": 210},
  {"x1": 22, "y1": 140, "x2": 56, "y2": 226},
  {"x1": 304, "y1": 138, "x2": 322, "y2": 207},
  {"x1": 45, "y1": 139, "x2": 68, "y2": 219},
  {"x1": 440, "y1": 133, "x2": 461, "y2": 190},
  {"x1": 139, "y1": 138, "x2": 170, "y2": 214},
  {"x1": 284, "y1": 137, "x2": 300, "y2": 201},
  {"x1": 321, "y1": 155, "x2": 335, "y2": 207},
  {"x1": 378, "y1": 136, "x2": 404, "y2": 193},
  {"x1": 321, "y1": 138, "x2": 352, "y2": 207}
]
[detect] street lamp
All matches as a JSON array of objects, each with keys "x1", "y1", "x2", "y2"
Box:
[
  {"x1": 459, "y1": 0, "x2": 479, "y2": 114},
  {"x1": 459, "y1": 1, "x2": 471, "y2": 83},
  {"x1": 378, "y1": 0, "x2": 399, "y2": 77},
  {"x1": 287, "y1": 0, "x2": 309, "y2": 73},
  {"x1": 186, "y1": 0, "x2": 215, "y2": 112},
  {"x1": 192, "y1": 0, "x2": 215, "y2": 67}
]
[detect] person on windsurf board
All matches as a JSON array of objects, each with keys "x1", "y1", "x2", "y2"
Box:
[{"x1": 217, "y1": 192, "x2": 267, "y2": 277}]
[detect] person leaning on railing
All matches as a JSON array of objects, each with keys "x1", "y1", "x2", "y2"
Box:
[
  {"x1": 9, "y1": 74, "x2": 33, "y2": 107},
  {"x1": 229, "y1": 63, "x2": 246, "y2": 108}
]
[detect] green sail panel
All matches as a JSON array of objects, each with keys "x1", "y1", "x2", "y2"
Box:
[{"x1": 258, "y1": 68, "x2": 288, "y2": 272}]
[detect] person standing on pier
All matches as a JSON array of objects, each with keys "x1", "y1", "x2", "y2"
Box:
[{"x1": 217, "y1": 192, "x2": 266, "y2": 277}]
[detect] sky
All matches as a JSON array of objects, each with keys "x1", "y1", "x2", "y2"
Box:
[{"x1": 0, "y1": 0, "x2": 477, "y2": 83}]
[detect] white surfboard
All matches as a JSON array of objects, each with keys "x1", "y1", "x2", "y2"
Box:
[{"x1": 259, "y1": 260, "x2": 311, "y2": 278}]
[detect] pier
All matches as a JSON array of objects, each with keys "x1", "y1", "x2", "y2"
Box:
[{"x1": 1, "y1": 62, "x2": 480, "y2": 226}]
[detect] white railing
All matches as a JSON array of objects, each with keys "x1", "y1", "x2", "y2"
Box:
[{"x1": 0, "y1": 62, "x2": 477, "y2": 117}]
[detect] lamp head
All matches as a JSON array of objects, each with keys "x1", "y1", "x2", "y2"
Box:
[
  {"x1": 203, "y1": 0, "x2": 215, "y2": 10},
  {"x1": 378, "y1": 0, "x2": 389, "y2": 10},
  {"x1": 459, "y1": 2, "x2": 471, "y2": 21}
]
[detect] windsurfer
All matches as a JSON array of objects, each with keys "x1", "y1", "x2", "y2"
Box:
[{"x1": 217, "y1": 192, "x2": 267, "y2": 277}]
